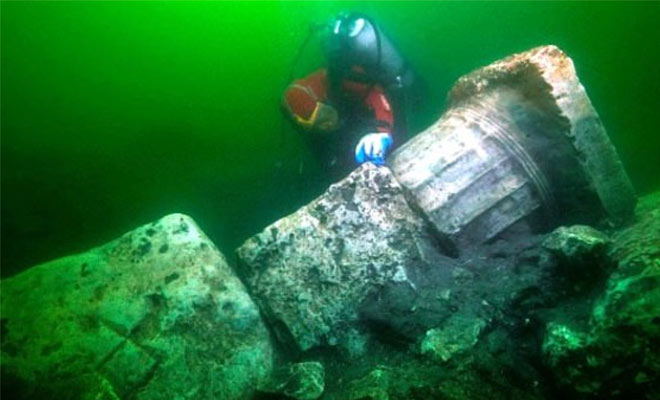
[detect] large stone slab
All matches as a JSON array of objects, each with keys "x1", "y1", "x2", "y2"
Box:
[
  {"x1": 1, "y1": 214, "x2": 273, "y2": 399},
  {"x1": 390, "y1": 45, "x2": 635, "y2": 249},
  {"x1": 236, "y1": 163, "x2": 447, "y2": 351}
]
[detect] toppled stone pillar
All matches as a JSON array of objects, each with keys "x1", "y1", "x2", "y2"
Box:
[
  {"x1": 390, "y1": 45, "x2": 635, "y2": 248},
  {"x1": 235, "y1": 45, "x2": 636, "y2": 355},
  {"x1": 236, "y1": 164, "x2": 447, "y2": 351},
  {"x1": 1, "y1": 214, "x2": 273, "y2": 400}
]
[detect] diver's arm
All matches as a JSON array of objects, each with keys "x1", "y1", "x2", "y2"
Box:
[
  {"x1": 363, "y1": 85, "x2": 394, "y2": 134},
  {"x1": 354, "y1": 86, "x2": 395, "y2": 166},
  {"x1": 282, "y1": 69, "x2": 338, "y2": 132}
]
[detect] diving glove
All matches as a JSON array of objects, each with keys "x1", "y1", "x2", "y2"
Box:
[{"x1": 355, "y1": 132, "x2": 393, "y2": 166}]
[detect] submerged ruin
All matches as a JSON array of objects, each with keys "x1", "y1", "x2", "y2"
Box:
[{"x1": 2, "y1": 46, "x2": 656, "y2": 400}]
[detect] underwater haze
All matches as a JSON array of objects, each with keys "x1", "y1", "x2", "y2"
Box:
[{"x1": 2, "y1": 1, "x2": 660, "y2": 277}]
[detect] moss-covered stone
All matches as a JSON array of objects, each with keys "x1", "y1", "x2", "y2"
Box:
[
  {"x1": 343, "y1": 367, "x2": 393, "y2": 400},
  {"x1": 543, "y1": 193, "x2": 660, "y2": 398},
  {"x1": 1, "y1": 214, "x2": 273, "y2": 399},
  {"x1": 542, "y1": 225, "x2": 610, "y2": 261},
  {"x1": 259, "y1": 361, "x2": 325, "y2": 400},
  {"x1": 236, "y1": 163, "x2": 446, "y2": 352},
  {"x1": 420, "y1": 316, "x2": 486, "y2": 363}
]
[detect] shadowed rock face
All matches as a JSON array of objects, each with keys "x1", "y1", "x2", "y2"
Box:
[
  {"x1": 0, "y1": 214, "x2": 273, "y2": 400},
  {"x1": 321, "y1": 194, "x2": 657, "y2": 400}
]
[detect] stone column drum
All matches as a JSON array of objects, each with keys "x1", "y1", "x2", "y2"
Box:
[{"x1": 389, "y1": 45, "x2": 636, "y2": 249}]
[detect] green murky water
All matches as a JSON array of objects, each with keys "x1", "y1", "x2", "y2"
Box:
[{"x1": 2, "y1": 1, "x2": 659, "y2": 276}]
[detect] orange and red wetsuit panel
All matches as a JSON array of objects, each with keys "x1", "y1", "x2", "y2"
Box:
[{"x1": 283, "y1": 68, "x2": 394, "y2": 133}]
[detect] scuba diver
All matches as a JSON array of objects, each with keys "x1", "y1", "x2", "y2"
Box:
[{"x1": 282, "y1": 12, "x2": 420, "y2": 179}]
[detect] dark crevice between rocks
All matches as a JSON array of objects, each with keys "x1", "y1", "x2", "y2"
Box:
[
  {"x1": 394, "y1": 179, "x2": 460, "y2": 259},
  {"x1": 347, "y1": 223, "x2": 611, "y2": 399},
  {"x1": 360, "y1": 318, "x2": 416, "y2": 350},
  {"x1": 232, "y1": 255, "x2": 302, "y2": 361}
]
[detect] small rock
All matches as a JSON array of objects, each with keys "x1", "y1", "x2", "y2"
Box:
[
  {"x1": 542, "y1": 323, "x2": 587, "y2": 371},
  {"x1": 344, "y1": 367, "x2": 392, "y2": 400},
  {"x1": 259, "y1": 361, "x2": 325, "y2": 400},
  {"x1": 340, "y1": 327, "x2": 369, "y2": 359},
  {"x1": 542, "y1": 225, "x2": 610, "y2": 261},
  {"x1": 421, "y1": 316, "x2": 486, "y2": 363}
]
